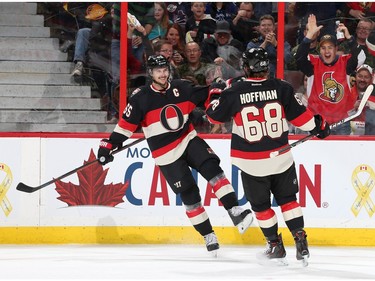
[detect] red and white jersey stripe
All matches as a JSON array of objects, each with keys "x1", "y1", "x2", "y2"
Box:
[
  {"x1": 114, "y1": 80, "x2": 209, "y2": 165},
  {"x1": 206, "y1": 76, "x2": 315, "y2": 176}
]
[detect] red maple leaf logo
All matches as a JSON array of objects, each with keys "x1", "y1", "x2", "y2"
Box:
[{"x1": 55, "y1": 149, "x2": 128, "y2": 207}]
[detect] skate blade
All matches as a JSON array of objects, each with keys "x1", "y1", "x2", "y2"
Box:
[
  {"x1": 208, "y1": 249, "x2": 219, "y2": 258},
  {"x1": 237, "y1": 213, "x2": 254, "y2": 234},
  {"x1": 301, "y1": 255, "x2": 309, "y2": 267},
  {"x1": 256, "y1": 252, "x2": 288, "y2": 267}
]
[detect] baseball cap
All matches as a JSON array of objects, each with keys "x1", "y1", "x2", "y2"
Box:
[
  {"x1": 215, "y1": 21, "x2": 231, "y2": 34},
  {"x1": 319, "y1": 34, "x2": 337, "y2": 46},
  {"x1": 366, "y1": 32, "x2": 375, "y2": 56},
  {"x1": 356, "y1": 64, "x2": 374, "y2": 75}
]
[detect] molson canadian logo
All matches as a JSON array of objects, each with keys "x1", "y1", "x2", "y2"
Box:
[
  {"x1": 351, "y1": 164, "x2": 375, "y2": 217},
  {"x1": 0, "y1": 163, "x2": 13, "y2": 216}
]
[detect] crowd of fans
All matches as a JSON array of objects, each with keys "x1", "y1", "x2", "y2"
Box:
[{"x1": 38, "y1": 2, "x2": 375, "y2": 135}]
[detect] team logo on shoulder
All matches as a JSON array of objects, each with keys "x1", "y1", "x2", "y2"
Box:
[
  {"x1": 319, "y1": 72, "x2": 344, "y2": 103},
  {"x1": 130, "y1": 88, "x2": 141, "y2": 98}
]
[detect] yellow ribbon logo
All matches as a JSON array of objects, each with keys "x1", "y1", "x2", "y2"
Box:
[
  {"x1": 351, "y1": 164, "x2": 375, "y2": 217},
  {"x1": 0, "y1": 163, "x2": 13, "y2": 217}
]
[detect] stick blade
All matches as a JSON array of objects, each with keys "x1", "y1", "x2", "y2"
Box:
[
  {"x1": 16, "y1": 183, "x2": 37, "y2": 193},
  {"x1": 358, "y1": 84, "x2": 374, "y2": 112}
]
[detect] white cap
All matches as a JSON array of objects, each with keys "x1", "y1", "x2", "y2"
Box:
[{"x1": 356, "y1": 64, "x2": 374, "y2": 75}]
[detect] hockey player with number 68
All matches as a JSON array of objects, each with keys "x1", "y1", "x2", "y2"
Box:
[
  {"x1": 205, "y1": 48, "x2": 331, "y2": 266},
  {"x1": 97, "y1": 55, "x2": 253, "y2": 256}
]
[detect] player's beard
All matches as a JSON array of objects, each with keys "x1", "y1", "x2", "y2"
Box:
[{"x1": 153, "y1": 77, "x2": 168, "y2": 90}]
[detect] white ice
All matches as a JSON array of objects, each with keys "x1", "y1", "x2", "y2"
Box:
[{"x1": 1, "y1": 245, "x2": 374, "y2": 280}]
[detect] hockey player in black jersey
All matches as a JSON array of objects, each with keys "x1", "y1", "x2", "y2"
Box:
[
  {"x1": 206, "y1": 48, "x2": 331, "y2": 266},
  {"x1": 97, "y1": 55, "x2": 253, "y2": 256}
]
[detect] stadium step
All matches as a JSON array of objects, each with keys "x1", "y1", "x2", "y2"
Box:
[
  {"x1": 0, "y1": 85, "x2": 91, "y2": 98},
  {"x1": 0, "y1": 61, "x2": 72, "y2": 74},
  {"x1": 0, "y1": 2, "x2": 113, "y2": 133}
]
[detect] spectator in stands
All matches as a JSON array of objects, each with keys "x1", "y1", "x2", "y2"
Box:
[
  {"x1": 200, "y1": 20, "x2": 244, "y2": 79},
  {"x1": 71, "y1": 27, "x2": 91, "y2": 76},
  {"x1": 177, "y1": 41, "x2": 215, "y2": 133},
  {"x1": 185, "y1": 2, "x2": 216, "y2": 44},
  {"x1": 342, "y1": 2, "x2": 375, "y2": 34},
  {"x1": 164, "y1": 23, "x2": 186, "y2": 66},
  {"x1": 144, "y1": 3, "x2": 172, "y2": 46},
  {"x1": 71, "y1": 3, "x2": 112, "y2": 77},
  {"x1": 339, "y1": 19, "x2": 375, "y2": 68},
  {"x1": 351, "y1": 64, "x2": 375, "y2": 135},
  {"x1": 127, "y1": 11, "x2": 147, "y2": 66},
  {"x1": 231, "y1": 2, "x2": 258, "y2": 49},
  {"x1": 177, "y1": 41, "x2": 213, "y2": 86},
  {"x1": 127, "y1": 19, "x2": 143, "y2": 75},
  {"x1": 296, "y1": 14, "x2": 366, "y2": 135},
  {"x1": 153, "y1": 40, "x2": 180, "y2": 80},
  {"x1": 128, "y1": 3, "x2": 154, "y2": 64},
  {"x1": 166, "y1": 2, "x2": 192, "y2": 31},
  {"x1": 205, "y1": 2, "x2": 238, "y2": 23},
  {"x1": 47, "y1": 2, "x2": 91, "y2": 53},
  {"x1": 247, "y1": 14, "x2": 292, "y2": 78}
]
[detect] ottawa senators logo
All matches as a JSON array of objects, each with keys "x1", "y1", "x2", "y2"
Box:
[{"x1": 319, "y1": 72, "x2": 344, "y2": 103}]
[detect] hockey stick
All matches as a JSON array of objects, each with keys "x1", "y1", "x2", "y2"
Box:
[
  {"x1": 270, "y1": 84, "x2": 374, "y2": 158},
  {"x1": 16, "y1": 137, "x2": 146, "y2": 193}
]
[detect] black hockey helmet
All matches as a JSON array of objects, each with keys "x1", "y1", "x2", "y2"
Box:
[
  {"x1": 147, "y1": 55, "x2": 170, "y2": 71},
  {"x1": 147, "y1": 55, "x2": 170, "y2": 87},
  {"x1": 241, "y1": 47, "x2": 269, "y2": 75}
]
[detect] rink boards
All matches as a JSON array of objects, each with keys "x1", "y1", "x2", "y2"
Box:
[{"x1": 0, "y1": 133, "x2": 374, "y2": 246}]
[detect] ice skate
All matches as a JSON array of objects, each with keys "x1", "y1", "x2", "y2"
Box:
[
  {"x1": 293, "y1": 229, "x2": 310, "y2": 267},
  {"x1": 228, "y1": 206, "x2": 253, "y2": 234},
  {"x1": 256, "y1": 234, "x2": 288, "y2": 266},
  {"x1": 204, "y1": 232, "x2": 219, "y2": 257}
]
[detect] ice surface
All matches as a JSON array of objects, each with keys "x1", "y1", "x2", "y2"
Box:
[{"x1": 1, "y1": 245, "x2": 374, "y2": 280}]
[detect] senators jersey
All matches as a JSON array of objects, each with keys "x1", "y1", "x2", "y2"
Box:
[
  {"x1": 306, "y1": 55, "x2": 358, "y2": 123},
  {"x1": 296, "y1": 38, "x2": 365, "y2": 124},
  {"x1": 206, "y1": 77, "x2": 316, "y2": 176},
  {"x1": 113, "y1": 79, "x2": 209, "y2": 165}
]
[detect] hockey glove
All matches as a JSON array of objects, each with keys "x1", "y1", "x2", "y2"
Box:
[
  {"x1": 204, "y1": 77, "x2": 226, "y2": 108},
  {"x1": 98, "y1": 139, "x2": 118, "y2": 165},
  {"x1": 310, "y1": 114, "x2": 331, "y2": 139},
  {"x1": 189, "y1": 108, "x2": 207, "y2": 126},
  {"x1": 209, "y1": 77, "x2": 226, "y2": 90}
]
